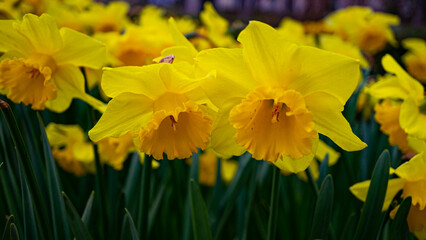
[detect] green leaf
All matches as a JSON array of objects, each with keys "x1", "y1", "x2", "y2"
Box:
[
  {"x1": 189, "y1": 179, "x2": 212, "y2": 240},
  {"x1": 19, "y1": 166, "x2": 38, "y2": 240},
  {"x1": 266, "y1": 166, "x2": 281, "y2": 240},
  {"x1": 317, "y1": 154, "x2": 329, "y2": 185},
  {"x1": 353, "y1": 150, "x2": 390, "y2": 240},
  {"x1": 81, "y1": 192, "x2": 95, "y2": 226},
  {"x1": 2, "y1": 215, "x2": 13, "y2": 240},
  {"x1": 9, "y1": 224, "x2": 19, "y2": 240},
  {"x1": 63, "y1": 193, "x2": 93, "y2": 240},
  {"x1": 136, "y1": 155, "x2": 152, "y2": 239},
  {"x1": 390, "y1": 197, "x2": 411, "y2": 240},
  {"x1": 310, "y1": 175, "x2": 334, "y2": 239},
  {"x1": 124, "y1": 209, "x2": 140, "y2": 240},
  {"x1": 38, "y1": 115, "x2": 71, "y2": 240},
  {"x1": 213, "y1": 154, "x2": 254, "y2": 240}
]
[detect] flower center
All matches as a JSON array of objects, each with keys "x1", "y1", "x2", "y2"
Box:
[
  {"x1": 229, "y1": 87, "x2": 317, "y2": 162},
  {"x1": 138, "y1": 92, "x2": 213, "y2": 160},
  {"x1": 0, "y1": 53, "x2": 57, "y2": 110},
  {"x1": 358, "y1": 26, "x2": 387, "y2": 54}
]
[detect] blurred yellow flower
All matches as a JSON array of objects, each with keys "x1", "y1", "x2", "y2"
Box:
[
  {"x1": 199, "y1": 2, "x2": 236, "y2": 48},
  {"x1": 350, "y1": 151, "x2": 426, "y2": 238},
  {"x1": 374, "y1": 99, "x2": 414, "y2": 154},
  {"x1": 402, "y1": 38, "x2": 426, "y2": 83},
  {"x1": 89, "y1": 63, "x2": 214, "y2": 160},
  {"x1": 46, "y1": 123, "x2": 94, "y2": 177},
  {"x1": 80, "y1": 1, "x2": 130, "y2": 34},
  {"x1": 368, "y1": 55, "x2": 426, "y2": 141},
  {"x1": 196, "y1": 150, "x2": 239, "y2": 186},
  {"x1": 96, "y1": 132, "x2": 135, "y2": 171},
  {"x1": 276, "y1": 18, "x2": 315, "y2": 46},
  {"x1": 326, "y1": 6, "x2": 399, "y2": 54},
  {"x1": 197, "y1": 21, "x2": 366, "y2": 173},
  {"x1": 0, "y1": 13, "x2": 106, "y2": 112}
]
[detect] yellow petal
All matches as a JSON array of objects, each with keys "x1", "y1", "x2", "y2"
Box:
[
  {"x1": 305, "y1": 92, "x2": 367, "y2": 151},
  {"x1": 273, "y1": 138, "x2": 318, "y2": 173},
  {"x1": 395, "y1": 152, "x2": 426, "y2": 181},
  {"x1": 0, "y1": 20, "x2": 33, "y2": 55},
  {"x1": 368, "y1": 74, "x2": 412, "y2": 100},
  {"x1": 350, "y1": 178, "x2": 405, "y2": 211},
  {"x1": 197, "y1": 48, "x2": 255, "y2": 108},
  {"x1": 382, "y1": 54, "x2": 424, "y2": 99},
  {"x1": 237, "y1": 21, "x2": 299, "y2": 87},
  {"x1": 209, "y1": 97, "x2": 246, "y2": 159},
  {"x1": 53, "y1": 27, "x2": 106, "y2": 69},
  {"x1": 101, "y1": 64, "x2": 166, "y2": 99},
  {"x1": 402, "y1": 179, "x2": 426, "y2": 210},
  {"x1": 89, "y1": 92, "x2": 153, "y2": 142},
  {"x1": 18, "y1": 14, "x2": 62, "y2": 54},
  {"x1": 288, "y1": 45, "x2": 360, "y2": 105},
  {"x1": 400, "y1": 96, "x2": 426, "y2": 139},
  {"x1": 168, "y1": 18, "x2": 197, "y2": 56},
  {"x1": 138, "y1": 100, "x2": 212, "y2": 160}
]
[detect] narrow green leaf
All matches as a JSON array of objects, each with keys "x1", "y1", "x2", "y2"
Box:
[
  {"x1": 124, "y1": 209, "x2": 140, "y2": 240},
  {"x1": 183, "y1": 151, "x2": 200, "y2": 240},
  {"x1": 137, "y1": 155, "x2": 152, "y2": 239},
  {"x1": 0, "y1": 101, "x2": 50, "y2": 238},
  {"x1": 310, "y1": 175, "x2": 334, "y2": 239},
  {"x1": 63, "y1": 193, "x2": 93, "y2": 240},
  {"x1": 2, "y1": 215, "x2": 14, "y2": 240},
  {"x1": 38, "y1": 115, "x2": 71, "y2": 240},
  {"x1": 19, "y1": 169, "x2": 38, "y2": 240},
  {"x1": 266, "y1": 166, "x2": 281, "y2": 240},
  {"x1": 390, "y1": 197, "x2": 412, "y2": 240},
  {"x1": 317, "y1": 154, "x2": 329, "y2": 185},
  {"x1": 213, "y1": 154, "x2": 254, "y2": 240},
  {"x1": 81, "y1": 192, "x2": 95, "y2": 226},
  {"x1": 353, "y1": 150, "x2": 390, "y2": 240},
  {"x1": 189, "y1": 179, "x2": 213, "y2": 240},
  {"x1": 9, "y1": 224, "x2": 19, "y2": 240}
]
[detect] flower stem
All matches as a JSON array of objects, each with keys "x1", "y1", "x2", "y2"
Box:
[
  {"x1": 138, "y1": 154, "x2": 152, "y2": 239},
  {"x1": 266, "y1": 165, "x2": 281, "y2": 240},
  {"x1": 305, "y1": 167, "x2": 319, "y2": 197}
]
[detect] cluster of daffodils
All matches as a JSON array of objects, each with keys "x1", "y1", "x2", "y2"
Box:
[{"x1": 1, "y1": 1, "x2": 426, "y2": 236}]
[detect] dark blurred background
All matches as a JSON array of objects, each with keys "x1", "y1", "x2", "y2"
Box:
[{"x1": 122, "y1": 0, "x2": 425, "y2": 38}]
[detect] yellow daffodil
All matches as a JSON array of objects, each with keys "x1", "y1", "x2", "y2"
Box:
[
  {"x1": 350, "y1": 151, "x2": 426, "y2": 239},
  {"x1": 0, "y1": 14, "x2": 106, "y2": 112},
  {"x1": 402, "y1": 38, "x2": 426, "y2": 83},
  {"x1": 319, "y1": 34, "x2": 369, "y2": 69},
  {"x1": 197, "y1": 21, "x2": 366, "y2": 173},
  {"x1": 96, "y1": 132, "x2": 135, "y2": 170},
  {"x1": 46, "y1": 123, "x2": 94, "y2": 177},
  {"x1": 199, "y1": 2, "x2": 236, "y2": 48},
  {"x1": 89, "y1": 62, "x2": 215, "y2": 160},
  {"x1": 326, "y1": 6, "x2": 399, "y2": 54},
  {"x1": 276, "y1": 18, "x2": 315, "y2": 46},
  {"x1": 374, "y1": 99, "x2": 414, "y2": 154},
  {"x1": 79, "y1": 1, "x2": 130, "y2": 34},
  {"x1": 46, "y1": 2, "x2": 85, "y2": 33},
  {"x1": 94, "y1": 24, "x2": 174, "y2": 67},
  {"x1": 368, "y1": 55, "x2": 426, "y2": 140}
]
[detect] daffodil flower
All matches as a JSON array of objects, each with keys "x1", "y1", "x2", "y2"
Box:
[
  {"x1": 196, "y1": 21, "x2": 366, "y2": 173},
  {"x1": 89, "y1": 63, "x2": 215, "y2": 160},
  {"x1": 350, "y1": 149, "x2": 426, "y2": 239},
  {"x1": 0, "y1": 13, "x2": 106, "y2": 112},
  {"x1": 325, "y1": 6, "x2": 399, "y2": 54},
  {"x1": 368, "y1": 55, "x2": 426, "y2": 141},
  {"x1": 46, "y1": 123, "x2": 95, "y2": 177},
  {"x1": 402, "y1": 38, "x2": 426, "y2": 83}
]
